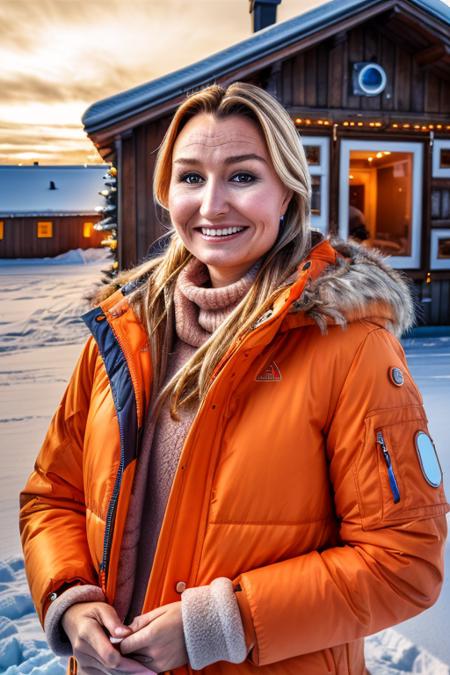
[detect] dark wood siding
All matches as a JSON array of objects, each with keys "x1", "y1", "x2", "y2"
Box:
[
  {"x1": 0, "y1": 215, "x2": 105, "y2": 258},
  {"x1": 280, "y1": 18, "x2": 449, "y2": 116},
  {"x1": 118, "y1": 115, "x2": 172, "y2": 268},
  {"x1": 414, "y1": 279, "x2": 450, "y2": 325}
]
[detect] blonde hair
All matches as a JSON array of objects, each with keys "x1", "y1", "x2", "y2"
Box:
[{"x1": 127, "y1": 81, "x2": 312, "y2": 417}]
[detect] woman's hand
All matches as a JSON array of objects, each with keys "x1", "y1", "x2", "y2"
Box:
[
  {"x1": 119, "y1": 601, "x2": 188, "y2": 672},
  {"x1": 61, "y1": 601, "x2": 155, "y2": 674}
]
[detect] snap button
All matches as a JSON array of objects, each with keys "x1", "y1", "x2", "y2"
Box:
[
  {"x1": 48, "y1": 591, "x2": 58, "y2": 602},
  {"x1": 389, "y1": 367, "x2": 404, "y2": 386},
  {"x1": 176, "y1": 581, "x2": 187, "y2": 594},
  {"x1": 302, "y1": 261, "x2": 312, "y2": 271}
]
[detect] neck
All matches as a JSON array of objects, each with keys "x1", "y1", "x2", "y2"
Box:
[{"x1": 207, "y1": 262, "x2": 257, "y2": 288}]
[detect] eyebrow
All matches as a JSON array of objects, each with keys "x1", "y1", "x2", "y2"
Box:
[{"x1": 173, "y1": 153, "x2": 267, "y2": 166}]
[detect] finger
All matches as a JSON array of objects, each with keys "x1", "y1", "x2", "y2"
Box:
[
  {"x1": 120, "y1": 624, "x2": 152, "y2": 655},
  {"x1": 94, "y1": 603, "x2": 131, "y2": 639},
  {"x1": 127, "y1": 605, "x2": 167, "y2": 633},
  {"x1": 73, "y1": 623, "x2": 122, "y2": 672},
  {"x1": 78, "y1": 642, "x2": 154, "y2": 675}
]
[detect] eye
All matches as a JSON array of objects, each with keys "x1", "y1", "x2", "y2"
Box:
[
  {"x1": 178, "y1": 172, "x2": 203, "y2": 185},
  {"x1": 231, "y1": 172, "x2": 256, "y2": 184}
]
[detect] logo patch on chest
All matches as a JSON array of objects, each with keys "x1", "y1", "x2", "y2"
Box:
[{"x1": 255, "y1": 361, "x2": 282, "y2": 382}]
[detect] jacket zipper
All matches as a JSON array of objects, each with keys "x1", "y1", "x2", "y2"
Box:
[
  {"x1": 376, "y1": 431, "x2": 400, "y2": 503},
  {"x1": 100, "y1": 455, "x2": 124, "y2": 585}
]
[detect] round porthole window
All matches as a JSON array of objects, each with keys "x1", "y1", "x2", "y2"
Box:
[{"x1": 352, "y1": 62, "x2": 387, "y2": 96}]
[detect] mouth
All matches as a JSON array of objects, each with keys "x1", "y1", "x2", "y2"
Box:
[{"x1": 196, "y1": 226, "x2": 247, "y2": 240}]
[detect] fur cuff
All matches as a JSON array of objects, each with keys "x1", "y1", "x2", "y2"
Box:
[
  {"x1": 181, "y1": 577, "x2": 247, "y2": 670},
  {"x1": 44, "y1": 585, "x2": 105, "y2": 656}
]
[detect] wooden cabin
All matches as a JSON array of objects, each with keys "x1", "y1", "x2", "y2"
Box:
[
  {"x1": 83, "y1": 0, "x2": 450, "y2": 324},
  {"x1": 0, "y1": 165, "x2": 109, "y2": 258}
]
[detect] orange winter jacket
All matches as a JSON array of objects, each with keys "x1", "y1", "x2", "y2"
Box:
[{"x1": 20, "y1": 238, "x2": 449, "y2": 675}]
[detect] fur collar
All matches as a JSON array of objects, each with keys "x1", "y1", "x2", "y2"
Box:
[
  {"x1": 293, "y1": 236, "x2": 415, "y2": 337},
  {"x1": 93, "y1": 234, "x2": 415, "y2": 339}
]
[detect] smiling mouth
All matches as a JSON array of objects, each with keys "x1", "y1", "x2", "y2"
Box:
[{"x1": 199, "y1": 226, "x2": 246, "y2": 238}]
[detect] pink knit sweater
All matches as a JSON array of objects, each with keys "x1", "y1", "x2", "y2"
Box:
[{"x1": 45, "y1": 258, "x2": 256, "y2": 668}]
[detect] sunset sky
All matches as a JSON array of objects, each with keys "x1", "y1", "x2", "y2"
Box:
[{"x1": 0, "y1": 0, "x2": 336, "y2": 166}]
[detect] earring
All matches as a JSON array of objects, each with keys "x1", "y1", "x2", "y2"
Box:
[{"x1": 279, "y1": 215, "x2": 285, "y2": 226}]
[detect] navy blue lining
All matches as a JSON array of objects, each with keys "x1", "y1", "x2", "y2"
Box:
[
  {"x1": 82, "y1": 306, "x2": 139, "y2": 575},
  {"x1": 82, "y1": 306, "x2": 138, "y2": 471}
]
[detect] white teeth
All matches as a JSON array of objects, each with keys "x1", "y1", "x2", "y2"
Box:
[{"x1": 201, "y1": 226, "x2": 244, "y2": 237}]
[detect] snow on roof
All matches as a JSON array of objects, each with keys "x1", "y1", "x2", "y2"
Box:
[
  {"x1": 82, "y1": 0, "x2": 450, "y2": 134},
  {"x1": 0, "y1": 165, "x2": 109, "y2": 217}
]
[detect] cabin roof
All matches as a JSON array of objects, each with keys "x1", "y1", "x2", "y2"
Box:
[
  {"x1": 0, "y1": 165, "x2": 109, "y2": 218},
  {"x1": 82, "y1": 0, "x2": 450, "y2": 134}
]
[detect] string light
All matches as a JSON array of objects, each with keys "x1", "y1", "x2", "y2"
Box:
[{"x1": 293, "y1": 117, "x2": 445, "y2": 132}]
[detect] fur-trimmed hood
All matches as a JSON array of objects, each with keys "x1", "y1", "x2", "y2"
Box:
[{"x1": 293, "y1": 236, "x2": 415, "y2": 338}]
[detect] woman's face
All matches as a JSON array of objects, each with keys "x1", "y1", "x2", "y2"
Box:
[{"x1": 168, "y1": 113, "x2": 292, "y2": 287}]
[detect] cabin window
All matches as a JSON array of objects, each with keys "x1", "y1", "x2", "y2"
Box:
[
  {"x1": 0, "y1": 221, "x2": 3, "y2": 240},
  {"x1": 37, "y1": 221, "x2": 53, "y2": 238},
  {"x1": 83, "y1": 222, "x2": 93, "y2": 238},
  {"x1": 339, "y1": 140, "x2": 423, "y2": 269},
  {"x1": 430, "y1": 229, "x2": 450, "y2": 270},
  {"x1": 302, "y1": 136, "x2": 329, "y2": 233},
  {"x1": 432, "y1": 140, "x2": 450, "y2": 178}
]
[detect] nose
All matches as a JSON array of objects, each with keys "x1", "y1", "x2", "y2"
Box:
[{"x1": 199, "y1": 178, "x2": 229, "y2": 219}]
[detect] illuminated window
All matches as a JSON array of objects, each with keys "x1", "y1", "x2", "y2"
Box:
[
  {"x1": 340, "y1": 140, "x2": 423, "y2": 269},
  {"x1": 302, "y1": 136, "x2": 329, "y2": 233},
  {"x1": 83, "y1": 222, "x2": 93, "y2": 238},
  {"x1": 430, "y1": 229, "x2": 450, "y2": 269},
  {"x1": 37, "y1": 221, "x2": 53, "y2": 238},
  {"x1": 0, "y1": 221, "x2": 4, "y2": 240}
]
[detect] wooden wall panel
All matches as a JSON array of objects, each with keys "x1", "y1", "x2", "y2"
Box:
[
  {"x1": 347, "y1": 27, "x2": 363, "y2": 109},
  {"x1": 424, "y1": 73, "x2": 441, "y2": 113},
  {"x1": 361, "y1": 25, "x2": 380, "y2": 111},
  {"x1": 291, "y1": 53, "x2": 305, "y2": 106},
  {"x1": 282, "y1": 58, "x2": 293, "y2": 106},
  {"x1": 410, "y1": 57, "x2": 425, "y2": 113},
  {"x1": 119, "y1": 134, "x2": 137, "y2": 269},
  {"x1": 304, "y1": 49, "x2": 317, "y2": 107},
  {"x1": 380, "y1": 36, "x2": 395, "y2": 111},
  {"x1": 281, "y1": 18, "x2": 448, "y2": 117},
  {"x1": 0, "y1": 216, "x2": 104, "y2": 258},
  {"x1": 394, "y1": 45, "x2": 412, "y2": 111},
  {"x1": 316, "y1": 47, "x2": 328, "y2": 108},
  {"x1": 328, "y1": 40, "x2": 344, "y2": 108}
]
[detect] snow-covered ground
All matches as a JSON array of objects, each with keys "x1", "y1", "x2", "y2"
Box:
[{"x1": 0, "y1": 250, "x2": 449, "y2": 674}]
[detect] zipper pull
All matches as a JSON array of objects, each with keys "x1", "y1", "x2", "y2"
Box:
[{"x1": 376, "y1": 431, "x2": 401, "y2": 504}]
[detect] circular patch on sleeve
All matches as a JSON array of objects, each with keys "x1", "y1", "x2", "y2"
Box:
[
  {"x1": 389, "y1": 367, "x2": 404, "y2": 386},
  {"x1": 415, "y1": 431, "x2": 443, "y2": 488}
]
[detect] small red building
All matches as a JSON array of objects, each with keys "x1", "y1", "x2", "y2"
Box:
[
  {"x1": 0, "y1": 165, "x2": 109, "y2": 258},
  {"x1": 82, "y1": 0, "x2": 450, "y2": 324}
]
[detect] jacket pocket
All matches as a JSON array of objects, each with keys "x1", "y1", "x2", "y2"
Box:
[{"x1": 355, "y1": 405, "x2": 448, "y2": 530}]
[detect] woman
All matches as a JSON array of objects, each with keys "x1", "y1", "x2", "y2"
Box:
[{"x1": 20, "y1": 82, "x2": 448, "y2": 675}]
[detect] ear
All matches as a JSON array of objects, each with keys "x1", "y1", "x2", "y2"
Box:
[{"x1": 281, "y1": 188, "x2": 293, "y2": 214}]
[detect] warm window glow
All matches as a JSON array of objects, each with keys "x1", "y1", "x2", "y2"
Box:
[
  {"x1": 83, "y1": 222, "x2": 93, "y2": 238},
  {"x1": 37, "y1": 221, "x2": 53, "y2": 238},
  {"x1": 348, "y1": 149, "x2": 413, "y2": 256},
  {"x1": 0, "y1": 221, "x2": 3, "y2": 240}
]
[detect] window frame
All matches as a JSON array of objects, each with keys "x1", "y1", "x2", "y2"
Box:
[
  {"x1": 339, "y1": 139, "x2": 423, "y2": 269},
  {"x1": 83, "y1": 222, "x2": 93, "y2": 238},
  {"x1": 430, "y1": 228, "x2": 450, "y2": 270},
  {"x1": 432, "y1": 139, "x2": 450, "y2": 178},
  {"x1": 300, "y1": 135, "x2": 330, "y2": 233},
  {"x1": 37, "y1": 221, "x2": 53, "y2": 238}
]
